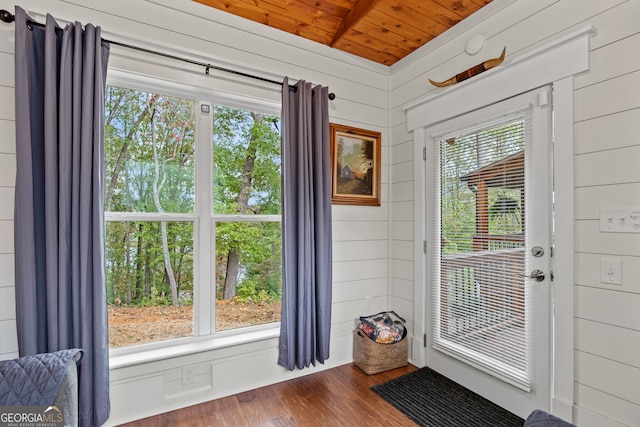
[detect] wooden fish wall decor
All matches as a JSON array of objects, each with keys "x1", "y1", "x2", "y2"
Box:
[{"x1": 429, "y1": 47, "x2": 507, "y2": 88}]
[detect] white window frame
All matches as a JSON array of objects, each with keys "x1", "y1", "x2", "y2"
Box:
[{"x1": 105, "y1": 69, "x2": 283, "y2": 361}]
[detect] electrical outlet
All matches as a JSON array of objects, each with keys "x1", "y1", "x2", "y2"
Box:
[{"x1": 182, "y1": 366, "x2": 195, "y2": 386}]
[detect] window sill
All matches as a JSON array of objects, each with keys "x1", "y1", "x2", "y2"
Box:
[{"x1": 109, "y1": 326, "x2": 280, "y2": 370}]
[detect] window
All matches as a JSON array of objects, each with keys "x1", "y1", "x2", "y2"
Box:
[
  {"x1": 212, "y1": 105, "x2": 282, "y2": 331},
  {"x1": 104, "y1": 82, "x2": 282, "y2": 349}
]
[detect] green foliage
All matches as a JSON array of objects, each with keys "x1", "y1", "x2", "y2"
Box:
[
  {"x1": 213, "y1": 106, "x2": 281, "y2": 215},
  {"x1": 138, "y1": 287, "x2": 171, "y2": 307},
  {"x1": 105, "y1": 220, "x2": 193, "y2": 306},
  {"x1": 105, "y1": 87, "x2": 196, "y2": 214},
  {"x1": 104, "y1": 86, "x2": 282, "y2": 313},
  {"x1": 236, "y1": 278, "x2": 277, "y2": 303},
  {"x1": 104, "y1": 86, "x2": 197, "y2": 307},
  {"x1": 215, "y1": 221, "x2": 282, "y2": 300},
  {"x1": 213, "y1": 105, "x2": 282, "y2": 301},
  {"x1": 440, "y1": 120, "x2": 525, "y2": 255}
]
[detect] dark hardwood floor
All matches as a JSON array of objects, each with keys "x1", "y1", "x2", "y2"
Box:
[{"x1": 118, "y1": 363, "x2": 419, "y2": 426}]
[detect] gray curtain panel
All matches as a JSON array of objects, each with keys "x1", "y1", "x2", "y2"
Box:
[
  {"x1": 278, "y1": 78, "x2": 333, "y2": 370},
  {"x1": 13, "y1": 6, "x2": 111, "y2": 426}
]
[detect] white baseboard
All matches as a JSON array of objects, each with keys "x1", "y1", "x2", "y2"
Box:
[{"x1": 551, "y1": 397, "x2": 574, "y2": 423}]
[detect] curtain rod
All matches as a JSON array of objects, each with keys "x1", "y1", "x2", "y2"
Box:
[{"x1": 0, "y1": 9, "x2": 336, "y2": 100}]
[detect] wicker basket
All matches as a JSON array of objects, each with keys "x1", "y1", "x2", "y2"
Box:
[{"x1": 353, "y1": 328, "x2": 408, "y2": 375}]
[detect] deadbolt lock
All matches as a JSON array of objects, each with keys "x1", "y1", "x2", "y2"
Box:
[{"x1": 531, "y1": 246, "x2": 544, "y2": 257}]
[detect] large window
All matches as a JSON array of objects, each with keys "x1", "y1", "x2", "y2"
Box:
[{"x1": 104, "y1": 83, "x2": 281, "y2": 349}]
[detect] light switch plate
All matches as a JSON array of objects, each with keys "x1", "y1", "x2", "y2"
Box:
[
  {"x1": 600, "y1": 207, "x2": 640, "y2": 233},
  {"x1": 600, "y1": 257, "x2": 622, "y2": 285}
]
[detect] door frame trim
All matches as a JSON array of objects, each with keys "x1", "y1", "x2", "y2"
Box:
[
  {"x1": 423, "y1": 88, "x2": 552, "y2": 418},
  {"x1": 409, "y1": 27, "x2": 593, "y2": 422}
]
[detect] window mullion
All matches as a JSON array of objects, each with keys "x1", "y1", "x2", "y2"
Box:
[
  {"x1": 104, "y1": 212, "x2": 196, "y2": 222},
  {"x1": 213, "y1": 214, "x2": 281, "y2": 223},
  {"x1": 194, "y1": 101, "x2": 215, "y2": 336}
]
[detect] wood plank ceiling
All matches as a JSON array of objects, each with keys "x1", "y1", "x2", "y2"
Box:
[{"x1": 193, "y1": 0, "x2": 493, "y2": 65}]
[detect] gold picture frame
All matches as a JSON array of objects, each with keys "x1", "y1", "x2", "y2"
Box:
[{"x1": 330, "y1": 123, "x2": 381, "y2": 206}]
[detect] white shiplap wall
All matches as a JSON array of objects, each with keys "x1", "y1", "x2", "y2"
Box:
[
  {"x1": 3, "y1": 0, "x2": 640, "y2": 425},
  {"x1": 389, "y1": 0, "x2": 640, "y2": 426},
  {"x1": 0, "y1": 0, "x2": 390, "y2": 424}
]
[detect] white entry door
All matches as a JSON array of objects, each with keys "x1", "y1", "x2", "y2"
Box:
[{"x1": 424, "y1": 87, "x2": 551, "y2": 418}]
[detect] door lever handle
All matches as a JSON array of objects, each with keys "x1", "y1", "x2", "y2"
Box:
[{"x1": 521, "y1": 269, "x2": 545, "y2": 282}]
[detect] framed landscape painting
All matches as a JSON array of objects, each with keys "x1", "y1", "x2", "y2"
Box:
[{"x1": 330, "y1": 123, "x2": 381, "y2": 206}]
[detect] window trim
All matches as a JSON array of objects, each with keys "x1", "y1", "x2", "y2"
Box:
[{"x1": 109, "y1": 323, "x2": 280, "y2": 366}]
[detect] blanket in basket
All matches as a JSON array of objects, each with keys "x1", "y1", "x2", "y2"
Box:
[{"x1": 358, "y1": 311, "x2": 406, "y2": 344}]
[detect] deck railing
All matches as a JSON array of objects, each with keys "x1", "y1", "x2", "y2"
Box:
[{"x1": 439, "y1": 247, "x2": 525, "y2": 340}]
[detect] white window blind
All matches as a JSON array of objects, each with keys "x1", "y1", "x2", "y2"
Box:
[{"x1": 430, "y1": 110, "x2": 533, "y2": 390}]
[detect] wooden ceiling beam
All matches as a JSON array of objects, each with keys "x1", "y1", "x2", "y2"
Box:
[{"x1": 330, "y1": 0, "x2": 383, "y2": 47}]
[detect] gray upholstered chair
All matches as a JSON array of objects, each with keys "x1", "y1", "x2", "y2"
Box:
[
  {"x1": 524, "y1": 409, "x2": 576, "y2": 427},
  {"x1": 0, "y1": 349, "x2": 82, "y2": 427}
]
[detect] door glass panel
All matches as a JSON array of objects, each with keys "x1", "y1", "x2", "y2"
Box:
[{"x1": 435, "y1": 114, "x2": 530, "y2": 388}]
